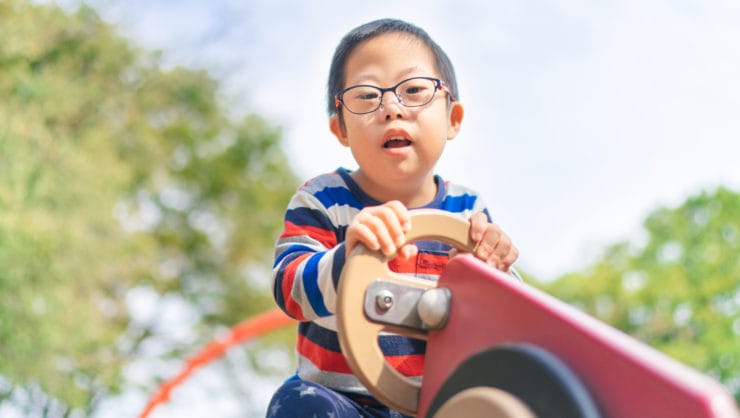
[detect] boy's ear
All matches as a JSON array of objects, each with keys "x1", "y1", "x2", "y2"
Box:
[
  {"x1": 446, "y1": 102, "x2": 464, "y2": 140},
  {"x1": 329, "y1": 115, "x2": 349, "y2": 147}
]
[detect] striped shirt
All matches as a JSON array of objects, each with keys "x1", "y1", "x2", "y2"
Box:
[{"x1": 271, "y1": 167, "x2": 491, "y2": 401}]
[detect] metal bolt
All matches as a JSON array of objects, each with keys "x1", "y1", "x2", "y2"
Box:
[
  {"x1": 417, "y1": 288, "x2": 451, "y2": 330},
  {"x1": 375, "y1": 289, "x2": 394, "y2": 312}
]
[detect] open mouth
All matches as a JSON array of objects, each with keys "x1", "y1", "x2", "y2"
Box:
[{"x1": 383, "y1": 138, "x2": 412, "y2": 148}]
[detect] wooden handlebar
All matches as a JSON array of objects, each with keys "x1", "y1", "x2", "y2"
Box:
[{"x1": 336, "y1": 209, "x2": 475, "y2": 416}]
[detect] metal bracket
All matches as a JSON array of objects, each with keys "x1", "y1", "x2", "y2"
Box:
[{"x1": 365, "y1": 279, "x2": 451, "y2": 331}]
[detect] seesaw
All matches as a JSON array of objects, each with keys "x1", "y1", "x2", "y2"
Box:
[{"x1": 336, "y1": 209, "x2": 740, "y2": 418}]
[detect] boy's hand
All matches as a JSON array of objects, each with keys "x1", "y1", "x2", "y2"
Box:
[
  {"x1": 345, "y1": 201, "x2": 418, "y2": 260},
  {"x1": 469, "y1": 212, "x2": 518, "y2": 272}
]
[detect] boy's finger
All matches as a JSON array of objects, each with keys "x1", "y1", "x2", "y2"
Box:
[
  {"x1": 475, "y1": 239, "x2": 495, "y2": 260},
  {"x1": 501, "y1": 246, "x2": 519, "y2": 270},
  {"x1": 373, "y1": 206, "x2": 408, "y2": 247},
  {"x1": 398, "y1": 243, "x2": 418, "y2": 260},
  {"x1": 468, "y1": 212, "x2": 488, "y2": 242},
  {"x1": 362, "y1": 212, "x2": 397, "y2": 256},
  {"x1": 351, "y1": 223, "x2": 380, "y2": 252},
  {"x1": 492, "y1": 237, "x2": 512, "y2": 262},
  {"x1": 385, "y1": 200, "x2": 411, "y2": 231}
]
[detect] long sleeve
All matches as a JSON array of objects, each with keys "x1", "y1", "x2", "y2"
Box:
[{"x1": 271, "y1": 189, "x2": 349, "y2": 321}]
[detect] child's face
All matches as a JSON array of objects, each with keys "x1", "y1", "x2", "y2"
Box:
[{"x1": 330, "y1": 32, "x2": 464, "y2": 204}]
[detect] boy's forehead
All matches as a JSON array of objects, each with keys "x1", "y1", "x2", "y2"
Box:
[
  {"x1": 344, "y1": 33, "x2": 438, "y2": 82},
  {"x1": 353, "y1": 32, "x2": 427, "y2": 56}
]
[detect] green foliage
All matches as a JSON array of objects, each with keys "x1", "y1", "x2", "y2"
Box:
[
  {"x1": 0, "y1": 1, "x2": 297, "y2": 415},
  {"x1": 537, "y1": 187, "x2": 740, "y2": 402}
]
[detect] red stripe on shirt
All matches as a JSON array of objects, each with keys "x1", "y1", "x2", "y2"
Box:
[
  {"x1": 298, "y1": 334, "x2": 425, "y2": 377},
  {"x1": 297, "y1": 333, "x2": 353, "y2": 374},
  {"x1": 386, "y1": 354, "x2": 425, "y2": 377},
  {"x1": 389, "y1": 253, "x2": 450, "y2": 275},
  {"x1": 281, "y1": 253, "x2": 311, "y2": 321},
  {"x1": 416, "y1": 253, "x2": 449, "y2": 275},
  {"x1": 281, "y1": 221, "x2": 337, "y2": 249}
]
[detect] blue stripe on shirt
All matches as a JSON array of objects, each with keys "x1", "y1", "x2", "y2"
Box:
[
  {"x1": 298, "y1": 321, "x2": 426, "y2": 355},
  {"x1": 303, "y1": 253, "x2": 331, "y2": 317},
  {"x1": 378, "y1": 334, "x2": 426, "y2": 355},
  {"x1": 482, "y1": 207, "x2": 493, "y2": 222},
  {"x1": 274, "y1": 251, "x2": 308, "y2": 311},
  {"x1": 331, "y1": 242, "x2": 346, "y2": 289},
  {"x1": 285, "y1": 207, "x2": 335, "y2": 231},
  {"x1": 299, "y1": 321, "x2": 341, "y2": 352},
  {"x1": 314, "y1": 186, "x2": 364, "y2": 210},
  {"x1": 274, "y1": 244, "x2": 315, "y2": 268},
  {"x1": 439, "y1": 194, "x2": 477, "y2": 212}
]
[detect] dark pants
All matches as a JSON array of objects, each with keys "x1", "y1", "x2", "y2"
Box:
[{"x1": 266, "y1": 376, "x2": 411, "y2": 418}]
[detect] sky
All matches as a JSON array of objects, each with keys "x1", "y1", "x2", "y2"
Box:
[
  {"x1": 50, "y1": 0, "x2": 740, "y2": 416},
  {"x1": 80, "y1": 0, "x2": 740, "y2": 281}
]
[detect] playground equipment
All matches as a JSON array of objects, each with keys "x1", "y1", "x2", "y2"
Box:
[
  {"x1": 139, "y1": 308, "x2": 294, "y2": 418},
  {"x1": 141, "y1": 209, "x2": 739, "y2": 417},
  {"x1": 336, "y1": 209, "x2": 740, "y2": 418}
]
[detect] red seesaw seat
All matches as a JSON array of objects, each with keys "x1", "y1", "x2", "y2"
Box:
[{"x1": 336, "y1": 209, "x2": 739, "y2": 418}]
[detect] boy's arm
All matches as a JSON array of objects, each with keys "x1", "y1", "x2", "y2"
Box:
[{"x1": 271, "y1": 191, "x2": 346, "y2": 321}]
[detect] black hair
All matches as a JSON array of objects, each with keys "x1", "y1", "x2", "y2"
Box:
[{"x1": 326, "y1": 18, "x2": 459, "y2": 118}]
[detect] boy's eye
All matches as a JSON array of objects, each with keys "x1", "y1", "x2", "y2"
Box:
[
  {"x1": 401, "y1": 81, "x2": 430, "y2": 96},
  {"x1": 357, "y1": 91, "x2": 379, "y2": 101},
  {"x1": 403, "y1": 86, "x2": 424, "y2": 95}
]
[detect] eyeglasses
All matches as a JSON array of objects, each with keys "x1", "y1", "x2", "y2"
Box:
[{"x1": 335, "y1": 76, "x2": 454, "y2": 115}]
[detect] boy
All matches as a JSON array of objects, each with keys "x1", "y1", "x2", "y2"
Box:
[{"x1": 268, "y1": 18, "x2": 519, "y2": 418}]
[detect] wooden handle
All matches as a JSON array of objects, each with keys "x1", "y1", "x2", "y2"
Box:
[{"x1": 336, "y1": 209, "x2": 475, "y2": 416}]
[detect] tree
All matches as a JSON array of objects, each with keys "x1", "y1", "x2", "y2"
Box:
[
  {"x1": 0, "y1": 1, "x2": 297, "y2": 416},
  {"x1": 537, "y1": 187, "x2": 740, "y2": 403}
]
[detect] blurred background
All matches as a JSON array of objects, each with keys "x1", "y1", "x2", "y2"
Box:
[{"x1": 1, "y1": 0, "x2": 738, "y2": 417}]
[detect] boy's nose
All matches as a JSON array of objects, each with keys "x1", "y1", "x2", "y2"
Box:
[{"x1": 379, "y1": 91, "x2": 404, "y2": 119}]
